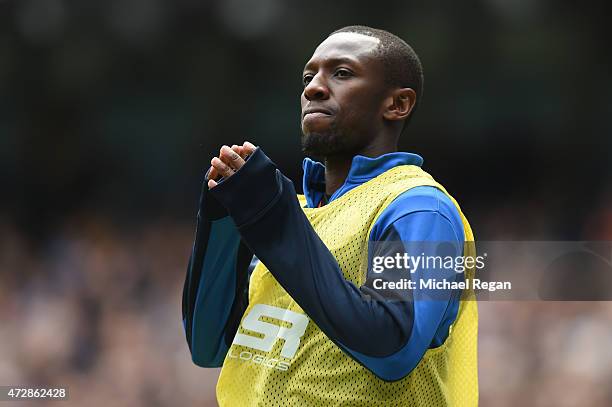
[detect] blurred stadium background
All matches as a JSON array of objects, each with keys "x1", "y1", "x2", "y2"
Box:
[{"x1": 1, "y1": 0, "x2": 611, "y2": 405}]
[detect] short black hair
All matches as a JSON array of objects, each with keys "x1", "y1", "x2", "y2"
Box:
[{"x1": 329, "y1": 25, "x2": 424, "y2": 128}]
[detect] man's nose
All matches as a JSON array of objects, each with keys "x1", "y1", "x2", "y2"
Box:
[{"x1": 304, "y1": 74, "x2": 329, "y2": 101}]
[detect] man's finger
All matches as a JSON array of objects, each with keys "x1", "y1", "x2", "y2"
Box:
[
  {"x1": 207, "y1": 166, "x2": 218, "y2": 182},
  {"x1": 242, "y1": 141, "x2": 257, "y2": 157},
  {"x1": 208, "y1": 179, "x2": 218, "y2": 189},
  {"x1": 220, "y1": 145, "x2": 245, "y2": 170},
  {"x1": 231, "y1": 144, "x2": 246, "y2": 158},
  {"x1": 211, "y1": 156, "x2": 234, "y2": 178}
]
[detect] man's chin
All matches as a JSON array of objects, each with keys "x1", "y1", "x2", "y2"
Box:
[{"x1": 301, "y1": 132, "x2": 344, "y2": 158}]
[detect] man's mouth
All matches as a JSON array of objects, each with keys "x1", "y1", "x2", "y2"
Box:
[
  {"x1": 304, "y1": 112, "x2": 331, "y2": 118},
  {"x1": 302, "y1": 107, "x2": 333, "y2": 118}
]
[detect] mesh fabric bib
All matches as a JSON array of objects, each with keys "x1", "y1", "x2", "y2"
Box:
[{"x1": 216, "y1": 165, "x2": 478, "y2": 406}]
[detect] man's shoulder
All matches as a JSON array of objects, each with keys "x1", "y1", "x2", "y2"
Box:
[
  {"x1": 371, "y1": 185, "x2": 463, "y2": 239},
  {"x1": 388, "y1": 185, "x2": 457, "y2": 216}
]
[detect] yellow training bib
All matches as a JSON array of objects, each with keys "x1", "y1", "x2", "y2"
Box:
[{"x1": 216, "y1": 165, "x2": 478, "y2": 406}]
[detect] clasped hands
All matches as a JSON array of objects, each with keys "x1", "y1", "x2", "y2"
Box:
[{"x1": 207, "y1": 141, "x2": 257, "y2": 189}]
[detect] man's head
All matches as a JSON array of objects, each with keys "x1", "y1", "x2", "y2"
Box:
[{"x1": 300, "y1": 25, "x2": 424, "y2": 159}]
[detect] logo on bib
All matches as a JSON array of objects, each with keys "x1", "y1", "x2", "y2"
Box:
[{"x1": 230, "y1": 304, "x2": 309, "y2": 371}]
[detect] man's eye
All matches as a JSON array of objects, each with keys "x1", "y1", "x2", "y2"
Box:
[
  {"x1": 335, "y1": 69, "x2": 353, "y2": 78},
  {"x1": 302, "y1": 74, "x2": 313, "y2": 86}
]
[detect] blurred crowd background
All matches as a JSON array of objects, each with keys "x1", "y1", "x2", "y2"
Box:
[{"x1": 1, "y1": 0, "x2": 611, "y2": 405}]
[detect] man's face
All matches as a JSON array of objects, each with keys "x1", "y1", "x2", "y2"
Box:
[{"x1": 301, "y1": 32, "x2": 388, "y2": 158}]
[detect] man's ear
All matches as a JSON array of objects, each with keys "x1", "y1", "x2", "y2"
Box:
[{"x1": 382, "y1": 88, "x2": 417, "y2": 122}]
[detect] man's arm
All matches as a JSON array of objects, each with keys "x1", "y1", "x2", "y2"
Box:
[
  {"x1": 356, "y1": 186, "x2": 464, "y2": 375},
  {"x1": 210, "y1": 146, "x2": 463, "y2": 381},
  {"x1": 182, "y1": 173, "x2": 252, "y2": 367}
]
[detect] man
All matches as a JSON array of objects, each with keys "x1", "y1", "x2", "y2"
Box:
[{"x1": 183, "y1": 25, "x2": 478, "y2": 406}]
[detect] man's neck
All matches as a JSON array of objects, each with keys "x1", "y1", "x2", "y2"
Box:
[
  {"x1": 323, "y1": 142, "x2": 397, "y2": 197},
  {"x1": 323, "y1": 157, "x2": 352, "y2": 197}
]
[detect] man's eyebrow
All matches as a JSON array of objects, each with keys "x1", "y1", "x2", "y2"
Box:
[{"x1": 303, "y1": 56, "x2": 359, "y2": 72}]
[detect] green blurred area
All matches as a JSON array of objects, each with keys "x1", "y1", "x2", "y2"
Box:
[{"x1": 1, "y1": 0, "x2": 611, "y2": 239}]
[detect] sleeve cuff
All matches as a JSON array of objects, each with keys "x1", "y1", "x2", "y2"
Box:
[{"x1": 209, "y1": 147, "x2": 282, "y2": 227}]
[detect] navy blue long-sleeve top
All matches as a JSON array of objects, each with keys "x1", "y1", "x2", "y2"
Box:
[{"x1": 182, "y1": 148, "x2": 464, "y2": 381}]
